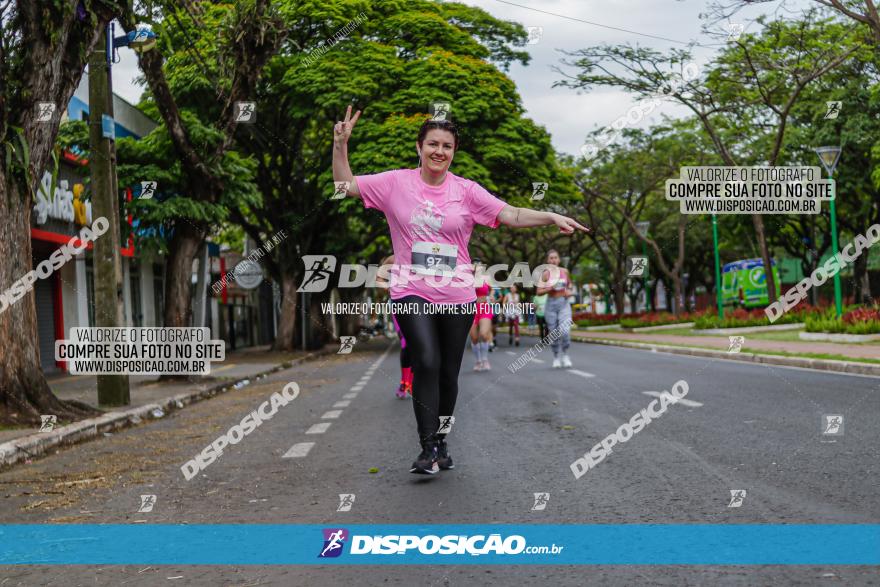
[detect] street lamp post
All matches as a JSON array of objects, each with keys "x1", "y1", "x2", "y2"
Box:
[
  {"x1": 815, "y1": 146, "x2": 843, "y2": 318},
  {"x1": 711, "y1": 214, "x2": 723, "y2": 319},
  {"x1": 635, "y1": 221, "x2": 651, "y2": 312}
]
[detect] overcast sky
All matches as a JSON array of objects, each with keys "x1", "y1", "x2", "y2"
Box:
[{"x1": 109, "y1": 0, "x2": 806, "y2": 157}]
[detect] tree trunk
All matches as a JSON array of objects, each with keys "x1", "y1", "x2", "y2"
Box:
[
  {"x1": 627, "y1": 288, "x2": 639, "y2": 314},
  {"x1": 612, "y1": 274, "x2": 626, "y2": 316},
  {"x1": 662, "y1": 278, "x2": 673, "y2": 312},
  {"x1": 0, "y1": 0, "x2": 122, "y2": 424},
  {"x1": 306, "y1": 293, "x2": 330, "y2": 350},
  {"x1": 752, "y1": 215, "x2": 777, "y2": 303},
  {"x1": 163, "y1": 221, "x2": 206, "y2": 328},
  {"x1": 0, "y1": 177, "x2": 97, "y2": 425},
  {"x1": 672, "y1": 277, "x2": 684, "y2": 316},
  {"x1": 273, "y1": 271, "x2": 299, "y2": 351},
  {"x1": 686, "y1": 276, "x2": 700, "y2": 313},
  {"x1": 853, "y1": 251, "x2": 872, "y2": 304}
]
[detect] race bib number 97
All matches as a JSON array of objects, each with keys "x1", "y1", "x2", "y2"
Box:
[{"x1": 411, "y1": 241, "x2": 458, "y2": 276}]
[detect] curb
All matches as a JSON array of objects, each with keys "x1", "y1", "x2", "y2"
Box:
[
  {"x1": 627, "y1": 322, "x2": 695, "y2": 332},
  {"x1": 569, "y1": 335, "x2": 880, "y2": 377},
  {"x1": 0, "y1": 347, "x2": 336, "y2": 471},
  {"x1": 798, "y1": 331, "x2": 880, "y2": 343},
  {"x1": 696, "y1": 323, "x2": 805, "y2": 335}
]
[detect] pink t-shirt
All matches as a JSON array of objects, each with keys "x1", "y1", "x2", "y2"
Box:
[{"x1": 356, "y1": 168, "x2": 508, "y2": 304}]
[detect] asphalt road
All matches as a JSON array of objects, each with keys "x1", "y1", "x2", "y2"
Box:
[{"x1": 1, "y1": 335, "x2": 877, "y2": 586}]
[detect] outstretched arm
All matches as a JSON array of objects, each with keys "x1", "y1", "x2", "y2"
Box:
[
  {"x1": 536, "y1": 271, "x2": 552, "y2": 295},
  {"x1": 497, "y1": 205, "x2": 590, "y2": 234},
  {"x1": 332, "y1": 105, "x2": 362, "y2": 198}
]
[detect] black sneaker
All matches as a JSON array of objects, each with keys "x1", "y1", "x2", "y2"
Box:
[
  {"x1": 410, "y1": 436, "x2": 440, "y2": 475},
  {"x1": 436, "y1": 435, "x2": 454, "y2": 470}
]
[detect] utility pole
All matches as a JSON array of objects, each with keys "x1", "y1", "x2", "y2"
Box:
[{"x1": 88, "y1": 25, "x2": 130, "y2": 406}]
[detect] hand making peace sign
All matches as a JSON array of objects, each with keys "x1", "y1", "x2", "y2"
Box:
[{"x1": 333, "y1": 104, "x2": 362, "y2": 146}]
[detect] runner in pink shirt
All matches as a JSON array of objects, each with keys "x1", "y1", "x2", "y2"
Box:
[{"x1": 332, "y1": 106, "x2": 589, "y2": 475}]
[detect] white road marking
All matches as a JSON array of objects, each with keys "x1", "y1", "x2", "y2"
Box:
[
  {"x1": 568, "y1": 369, "x2": 595, "y2": 378},
  {"x1": 373, "y1": 345, "x2": 392, "y2": 368},
  {"x1": 642, "y1": 391, "x2": 703, "y2": 408},
  {"x1": 333, "y1": 400, "x2": 351, "y2": 408},
  {"x1": 306, "y1": 422, "x2": 332, "y2": 434},
  {"x1": 343, "y1": 393, "x2": 358, "y2": 399},
  {"x1": 322, "y1": 410, "x2": 343, "y2": 419},
  {"x1": 533, "y1": 359, "x2": 545, "y2": 364},
  {"x1": 350, "y1": 385, "x2": 364, "y2": 391},
  {"x1": 282, "y1": 442, "x2": 314, "y2": 458},
  {"x1": 505, "y1": 351, "x2": 517, "y2": 356}
]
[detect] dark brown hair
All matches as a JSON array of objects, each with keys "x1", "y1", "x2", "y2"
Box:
[{"x1": 417, "y1": 119, "x2": 459, "y2": 150}]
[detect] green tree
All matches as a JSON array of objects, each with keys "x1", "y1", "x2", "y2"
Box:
[
  {"x1": 781, "y1": 49, "x2": 880, "y2": 304},
  {"x1": 0, "y1": 0, "x2": 126, "y2": 425},
  {"x1": 556, "y1": 10, "x2": 861, "y2": 305},
  {"x1": 710, "y1": 1, "x2": 880, "y2": 47},
  {"x1": 232, "y1": 0, "x2": 579, "y2": 349},
  {"x1": 577, "y1": 123, "x2": 717, "y2": 315},
  {"x1": 117, "y1": 0, "x2": 284, "y2": 334}
]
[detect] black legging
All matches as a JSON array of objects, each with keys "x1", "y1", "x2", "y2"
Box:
[
  {"x1": 537, "y1": 316, "x2": 547, "y2": 339},
  {"x1": 392, "y1": 295, "x2": 475, "y2": 441},
  {"x1": 399, "y1": 342, "x2": 411, "y2": 369}
]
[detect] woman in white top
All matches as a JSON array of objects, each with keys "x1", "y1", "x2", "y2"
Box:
[{"x1": 536, "y1": 249, "x2": 574, "y2": 368}]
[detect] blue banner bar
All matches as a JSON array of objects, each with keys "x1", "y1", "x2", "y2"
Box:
[{"x1": 1, "y1": 525, "x2": 877, "y2": 565}]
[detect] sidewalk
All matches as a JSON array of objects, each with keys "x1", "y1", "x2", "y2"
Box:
[
  {"x1": 566, "y1": 330, "x2": 880, "y2": 360},
  {"x1": 0, "y1": 345, "x2": 329, "y2": 448}
]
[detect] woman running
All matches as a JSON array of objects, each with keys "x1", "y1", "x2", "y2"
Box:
[
  {"x1": 469, "y1": 267, "x2": 494, "y2": 371},
  {"x1": 332, "y1": 106, "x2": 588, "y2": 474},
  {"x1": 503, "y1": 284, "x2": 521, "y2": 346},
  {"x1": 537, "y1": 249, "x2": 574, "y2": 368},
  {"x1": 381, "y1": 255, "x2": 413, "y2": 399}
]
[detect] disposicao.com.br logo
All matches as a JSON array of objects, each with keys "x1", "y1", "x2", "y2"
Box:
[{"x1": 318, "y1": 528, "x2": 563, "y2": 558}]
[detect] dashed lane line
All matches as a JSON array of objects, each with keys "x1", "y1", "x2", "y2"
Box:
[
  {"x1": 282, "y1": 442, "x2": 314, "y2": 458},
  {"x1": 306, "y1": 423, "x2": 332, "y2": 434},
  {"x1": 283, "y1": 343, "x2": 393, "y2": 460},
  {"x1": 642, "y1": 390, "x2": 703, "y2": 408}
]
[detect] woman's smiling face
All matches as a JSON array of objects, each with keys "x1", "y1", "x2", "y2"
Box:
[{"x1": 418, "y1": 129, "x2": 456, "y2": 173}]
